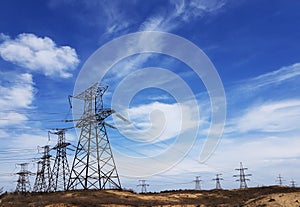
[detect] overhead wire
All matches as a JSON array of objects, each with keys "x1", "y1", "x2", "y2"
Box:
[
  {"x1": 106, "y1": 124, "x2": 261, "y2": 190},
  {"x1": 0, "y1": 109, "x2": 83, "y2": 116},
  {"x1": 0, "y1": 118, "x2": 67, "y2": 122},
  {"x1": 0, "y1": 90, "x2": 273, "y2": 190}
]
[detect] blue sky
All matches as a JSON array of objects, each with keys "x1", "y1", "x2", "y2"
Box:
[{"x1": 0, "y1": 0, "x2": 300, "y2": 192}]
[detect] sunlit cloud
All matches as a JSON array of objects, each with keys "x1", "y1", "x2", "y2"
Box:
[{"x1": 0, "y1": 33, "x2": 79, "y2": 78}]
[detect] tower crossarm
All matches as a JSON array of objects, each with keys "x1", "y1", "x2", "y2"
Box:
[{"x1": 96, "y1": 109, "x2": 115, "y2": 121}]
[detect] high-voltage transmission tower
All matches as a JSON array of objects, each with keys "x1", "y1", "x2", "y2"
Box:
[
  {"x1": 48, "y1": 129, "x2": 71, "y2": 192},
  {"x1": 233, "y1": 162, "x2": 251, "y2": 189},
  {"x1": 33, "y1": 145, "x2": 51, "y2": 192},
  {"x1": 213, "y1": 174, "x2": 223, "y2": 190},
  {"x1": 276, "y1": 174, "x2": 285, "y2": 186},
  {"x1": 290, "y1": 179, "x2": 296, "y2": 188},
  {"x1": 194, "y1": 176, "x2": 202, "y2": 190},
  {"x1": 67, "y1": 83, "x2": 121, "y2": 190},
  {"x1": 137, "y1": 180, "x2": 149, "y2": 193},
  {"x1": 15, "y1": 163, "x2": 32, "y2": 193}
]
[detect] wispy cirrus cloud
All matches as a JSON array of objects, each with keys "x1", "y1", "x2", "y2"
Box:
[
  {"x1": 48, "y1": 0, "x2": 229, "y2": 82},
  {"x1": 140, "y1": 0, "x2": 228, "y2": 32},
  {"x1": 226, "y1": 62, "x2": 300, "y2": 134},
  {"x1": 233, "y1": 99, "x2": 300, "y2": 133},
  {"x1": 238, "y1": 62, "x2": 300, "y2": 92},
  {"x1": 0, "y1": 33, "x2": 79, "y2": 78},
  {"x1": 171, "y1": 0, "x2": 227, "y2": 22},
  {"x1": 101, "y1": 1, "x2": 131, "y2": 35},
  {"x1": 105, "y1": 0, "x2": 229, "y2": 81}
]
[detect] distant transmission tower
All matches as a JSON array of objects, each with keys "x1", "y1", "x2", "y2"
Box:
[
  {"x1": 194, "y1": 176, "x2": 202, "y2": 190},
  {"x1": 276, "y1": 174, "x2": 285, "y2": 186},
  {"x1": 67, "y1": 83, "x2": 121, "y2": 190},
  {"x1": 290, "y1": 179, "x2": 296, "y2": 188},
  {"x1": 15, "y1": 163, "x2": 32, "y2": 193},
  {"x1": 48, "y1": 129, "x2": 71, "y2": 192},
  {"x1": 137, "y1": 180, "x2": 149, "y2": 193},
  {"x1": 213, "y1": 174, "x2": 223, "y2": 190},
  {"x1": 233, "y1": 162, "x2": 251, "y2": 189},
  {"x1": 33, "y1": 145, "x2": 51, "y2": 192}
]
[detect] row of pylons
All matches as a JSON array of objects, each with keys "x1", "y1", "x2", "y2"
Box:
[
  {"x1": 15, "y1": 130, "x2": 71, "y2": 193},
  {"x1": 15, "y1": 83, "x2": 122, "y2": 193}
]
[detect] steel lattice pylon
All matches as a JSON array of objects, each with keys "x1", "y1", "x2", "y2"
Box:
[
  {"x1": 233, "y1": 162, "x2": 252, "y2": 189},
  {"x1": 137, "y1": 180, "x2": 149, "y2": 193},
  {"x1": 33, "y1": 145, "x2": 51, "y2": 192},
  {"x1": 15, "y1": 163, "x2": 32, "y2": 193},
  {"x1": 213, "y1": 174, "x2": 223, "y2": 190},
  {"x1": 48, "y1": 129, "x2": 71, "y2": 191},
  {"x1": 67, "y1": 83, "x2": 121, "y2": 190},
  {"x1": 194, "y1": 176, "x2": 202, "y2": 190}
]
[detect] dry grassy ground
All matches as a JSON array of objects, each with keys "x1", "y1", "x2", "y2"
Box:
[{"x1": 1, "y1": 186, "x2": 300, "y2": 207}]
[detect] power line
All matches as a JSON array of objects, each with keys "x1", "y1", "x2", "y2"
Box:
[
  {"x1": 0, "y1": 118, "x2": 65, "y2": 122},
  {"x1": 0, "y1": 109, "x2": 78, "y2": 115},
  {"x1": 0, "y1": 148, "x2": 37, "y2": 153},
  {"x1": 149, "y1": 181, "x2": 193, "y2": 187}
]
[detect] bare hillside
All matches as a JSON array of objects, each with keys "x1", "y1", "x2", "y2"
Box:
[{"x1": 1, "y1": 186, "x2": 300, "y2": 207}]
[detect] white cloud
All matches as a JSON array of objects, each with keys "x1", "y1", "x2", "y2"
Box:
[
  {"x1": 142, "y1": 63, "x2": 300, "y2": 188},
  {"x1": 7, "y1": 133, "x2": 50, "y2": 150},
  {"x1": 135, "y1": 133, "x2": 300, "y2": 189},
  {"x1": 210, "y1": 134, "x2": 300, "y2": 182},
  {"x1": 115, "y1": 132, "x2": 300, "y2": 189},
  {"x1": 114, "y1": 101, "x2": 201, "y2": 143},
  {"x1": 233, "y1": 99, "x2": 300, "y2": 133},
  {"x1": 0, "y1": 33, "x2": 9, "y2": 41},
  {"x1": 0, "y1": 72, "x2": 35, "y2": 129},
  {"x1": 0, "y1": 33, "x2": 79, "y2": 78},
  {"x1": 0, "y1": 73, "x2": 34, "y2": 110},
  {"x1": 0, "y1": 112, "x2": 28, "y2": 127},
  {"x1": 213, "y1": 135, "x2": 300, "y2": 166},
  {"x1": 225, "y1": 62, "x2": 300, "y2": 134},
  {"x1": 0, "y1": 72, "x2": 39, "y2": 191}
]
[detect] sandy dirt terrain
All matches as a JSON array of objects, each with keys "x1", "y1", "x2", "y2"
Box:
[
  {"x1": 0, "y1": 186, "x2": 300, "y2": 207},
  {"x1": 244, "y1": 191, "x2": 300, "y2": 207}
]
